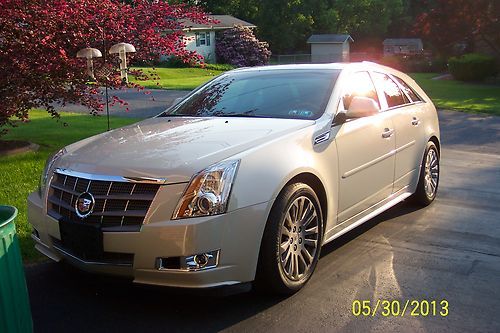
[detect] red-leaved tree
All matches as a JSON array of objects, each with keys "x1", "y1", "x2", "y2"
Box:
[
  {"x1": 0, "y1": 0, "x2": 210, "y2": 133},
  {"x1": 414, "y1": 0, "x2": 500, "y2": 57}
]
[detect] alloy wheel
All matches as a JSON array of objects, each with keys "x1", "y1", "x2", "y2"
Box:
[
  {"x1": 279, "y1": 196, "x2": 320, "y2": 281},
  {"x1": 424, "y1": 148, "x2": 439, "y2": 198}
]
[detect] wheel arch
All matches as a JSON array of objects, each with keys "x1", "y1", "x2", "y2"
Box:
[
  {"x1": 429, "y1": 135, "x2": 441, "y2": 155},
  {"x1": 282, "y1": 172, "x2": 328, "y2": 230}
]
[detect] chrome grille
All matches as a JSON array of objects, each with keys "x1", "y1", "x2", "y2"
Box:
[{"x1": 47, "y1": 171, "x2": 161, "y2": 231}]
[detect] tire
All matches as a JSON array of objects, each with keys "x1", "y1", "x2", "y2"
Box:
[
  {"x1": 255, "y1": 183, "x2": 324, "y2": 295},
  {"x1": 411, "y1": 141, "x2": 440, "y2": 206}
]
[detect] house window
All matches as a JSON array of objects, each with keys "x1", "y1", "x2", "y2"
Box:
[{"x1": 195, "y1": 32, "x2": 210, "y2": 47}]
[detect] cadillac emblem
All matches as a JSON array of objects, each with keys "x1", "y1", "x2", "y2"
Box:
[{"x1": 75, "y1": 192, "x2": 95, "y2": 219}]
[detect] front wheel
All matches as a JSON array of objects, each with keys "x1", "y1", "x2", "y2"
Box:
[
  {"x1": 411, "y1": 141, "x2": 440, "y2": 206},
  {"x1": 255, "y1": 183, "x2": 323, "y2": 295}
]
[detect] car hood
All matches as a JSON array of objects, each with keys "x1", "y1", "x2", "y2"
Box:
[{"x1": 56, "y1": 117, "x2": 315, "y2": 183}]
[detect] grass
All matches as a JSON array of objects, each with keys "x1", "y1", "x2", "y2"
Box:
[
  {"x1": 410, "y1": 73, "x2": 500, "y2": 116},
  {"x1": 0, "y1": 110, "x2": 140, "y2": 262},
  {"x1": 130, "y1": 66, "x2": 227, "y2": 90}
]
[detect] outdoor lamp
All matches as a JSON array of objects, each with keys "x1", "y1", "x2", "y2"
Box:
[
  {"x1": 109, "y1": 42, "x2": 136, "y2": 83},
  {"x1": 76, "y1": 47, "x2": 103, "y2": 80}
]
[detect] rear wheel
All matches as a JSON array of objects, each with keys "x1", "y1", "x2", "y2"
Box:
[
  {"x1": 411, "y1": 141, "x2": 440, "y2": 206},
  {"x1": 255, "y1": 183, "x2": 323, "y2": 295}
]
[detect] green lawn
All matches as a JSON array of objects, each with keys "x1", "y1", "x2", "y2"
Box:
[
  {"x1": 410, "y1": 73, "x2": 500, "y2": 116},
  {"x1": 130, "y1": 67, "x2": 226, "y2": 90},
  {"x1": 0, "y1": 110, "x2": 140, "y2": 262}
]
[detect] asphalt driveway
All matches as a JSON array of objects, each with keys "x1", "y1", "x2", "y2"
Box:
[
  {"x1": 54, "y1": 88, "x2": 190, "y2": 119},
  {"x1": 25, "y1": 109, "x2": 500, "y2": 333}
]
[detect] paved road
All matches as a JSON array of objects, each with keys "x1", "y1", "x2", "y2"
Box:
[
  {"x1": 55, "y1": 88, "x2": 190, "y2": 118},
  {"x1": 25, "y1": 110, "x2": 500, "y2": 333}
]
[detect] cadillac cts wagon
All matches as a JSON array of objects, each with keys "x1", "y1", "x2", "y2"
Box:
[{"x1": 28, "y1": 62, "x2": 440, "y2": 294}]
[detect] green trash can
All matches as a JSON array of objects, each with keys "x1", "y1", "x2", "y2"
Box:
[{"x1": 0, "y1": 206, "x2": 33, "y2": 333}]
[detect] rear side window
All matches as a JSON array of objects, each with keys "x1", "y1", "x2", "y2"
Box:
[
  {"x1": 372, "y1": 72, "x2": 406, "y2": 108},
  {"x1": 393, "y1": 76, "x2": 422, "y2": 102},
  {"x1": 342, "y1": 71, "x2": 380, "y2": 110}
]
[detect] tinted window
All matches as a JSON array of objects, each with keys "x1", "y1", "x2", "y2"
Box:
[
  {"x1": 162, "y1": 70, "x2": 340, "y2": 120},
  {"x1": 373, "y1": 72, "x2": 406, "y2": 108},
  {"x1": 394, "y1": 76, "x2": 422, "y2": 102},
  {"x1": 342, "y1": 71, "x2": 379, "y2": 110}
]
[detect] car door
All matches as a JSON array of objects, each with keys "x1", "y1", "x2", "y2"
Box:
[
  {"x1": 371, "y1": 72, "x2": 422, "y2": 193},
  {"x1": 334, "y1": 71, "x2": 396, "y2": 223}
]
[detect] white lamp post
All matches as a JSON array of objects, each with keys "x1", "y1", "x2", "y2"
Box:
[
  {"x1": 76, "y1": 48, "x2": 102, "y2": 80},
  {"x1": 109, "y1": 42, "x2": 136, "y2": 83},
  {"x1": 77, "y1": 41, "x2": 136, "y2": 131}
]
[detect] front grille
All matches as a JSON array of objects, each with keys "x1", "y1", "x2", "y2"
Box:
[{"x1": 47, "y1": 171, "x2": 161, "y2": 232}]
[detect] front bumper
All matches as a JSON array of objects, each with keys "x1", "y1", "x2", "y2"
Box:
[{"x1": 28, "y1": 191, "x2": 271, "y2": 288}]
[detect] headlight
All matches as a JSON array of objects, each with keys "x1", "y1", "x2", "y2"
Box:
[
  {"x1": 172, "y1": 160, "x2": 240, "y2": 219},
  {"x1": 38, "y1": 148, "x2": 66, "y2": 196}
]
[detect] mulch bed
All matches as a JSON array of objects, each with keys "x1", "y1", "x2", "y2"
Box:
[{"x1": 0, "y1": 140, "x2": 39, "y2": 156}]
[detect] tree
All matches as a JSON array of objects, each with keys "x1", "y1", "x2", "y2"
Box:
[
  {"x1": 216, "y1": 26, "x2": 271, "y2": 67},
  {"x1": 0, "y1": 0, "x2": 209, "y2": 133},
  {"x1": 190, "y1": 0, "x2": 404, "y2": 54},
  {"x1": 414, "y1": 0, "x2": 500, "y2": 57}
]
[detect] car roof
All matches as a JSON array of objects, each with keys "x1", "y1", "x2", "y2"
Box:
[
  {"x1": 227, "y1": 62, "x2": 420, "y2": 97},
  {"x1": 231, "y1": 62, "x2": 402, "y2": 75}
]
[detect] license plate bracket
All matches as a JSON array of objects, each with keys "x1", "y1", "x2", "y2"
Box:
[{"x1": 59, "y1": 219, "x2": 103, "y2": 260}]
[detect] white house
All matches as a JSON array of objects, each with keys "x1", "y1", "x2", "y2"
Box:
[
  {"x1": 182, "y1": 15, "x2": 256, "y2": 63},
  {"x1": 307, "y1": 34, "x2": 353, "y2": 63}
]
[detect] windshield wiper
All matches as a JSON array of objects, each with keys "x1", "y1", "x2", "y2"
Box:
[
  {"x1": 158, "y1": 113, "x2": 194, "y2": 117},
  {"x1": 216, "y1": 113, "x2": 266, "y2": 118}
]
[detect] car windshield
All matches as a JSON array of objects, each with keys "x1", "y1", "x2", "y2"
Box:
[{"x1": 160, "y1": 69, "x2": 340, "y2": 120}]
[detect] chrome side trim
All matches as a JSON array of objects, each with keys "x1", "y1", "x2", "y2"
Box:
[
  {"x1": 323, "y1": 189, "x2": 412, "y2": 245},
  {"x1": 343, "y1": 149, "x2": 396, "y2": 178},
  {"x1": 396, "y1": 140, "x2": 416, "y2": 154},
  {"x1": 342, "y1": 140, "x2": 416, "y2": 179},
  {"x1": 52, "y1": 245, "x2": 133, "y2": 267},
  {"x1": 55, "y1": 168, "x2": 168, "y2": 184}
]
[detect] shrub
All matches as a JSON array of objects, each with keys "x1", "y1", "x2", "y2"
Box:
[
  {"x1": 216, "y1": 26, "x2": 271, "y2": 67},
  {"x1": 379, "y1": 55, "x2": 447, "y2": 73},
  {"x1": 448, "y1": 53, "x2": 497, "y2": 81},
  {"x1": 379, "y1": 56, "x2": 404, "y2": 71},
  {"x1": 199, "y1": 63, "x2": 235, "y2": 71}
]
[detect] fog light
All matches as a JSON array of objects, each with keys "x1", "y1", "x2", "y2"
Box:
[
  {"x1": 183, "y1": 250, "x2": 220, "y2": 271},
  {"x1": 156, "y1": 250, "x2": 220, "y2": 271}
]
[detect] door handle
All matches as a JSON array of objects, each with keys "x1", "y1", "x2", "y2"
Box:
[
  {"x1": 411, "y1": 117, "x2": 420, "y2": 126},
  {"x1": 382, "y1": 128, "x2": 394, "y2": 138}
]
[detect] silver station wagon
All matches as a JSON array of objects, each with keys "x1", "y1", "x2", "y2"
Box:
[{"x1": 28, "y1": 63, "x2": 440, "y2": 294}]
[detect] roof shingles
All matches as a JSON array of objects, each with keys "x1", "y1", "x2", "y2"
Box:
[
  {"x1": 307, "y1": 34, "x2": 353, "y2": 44},
  {"x1": 182, "y1": 15, "x2": 256, "y2": 30}
]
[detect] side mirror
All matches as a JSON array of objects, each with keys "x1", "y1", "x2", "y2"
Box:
[
  {"x1": 346, "y1": 96, "x2": 380, "y2": 119},
  {"x1": 333, "y1": 111, "x2": 347, "y2": 126}
]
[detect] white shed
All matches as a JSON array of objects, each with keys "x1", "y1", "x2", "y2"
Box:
[
  {"x1": 181, "y1": 15, "x2": 256, "y2": 63},
  {"x1": 383, "y1": 38, "x2": 423, "y2": 56},
  {"x1": 307, "y1": 34, "x2": 353, "y2": 63}
]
